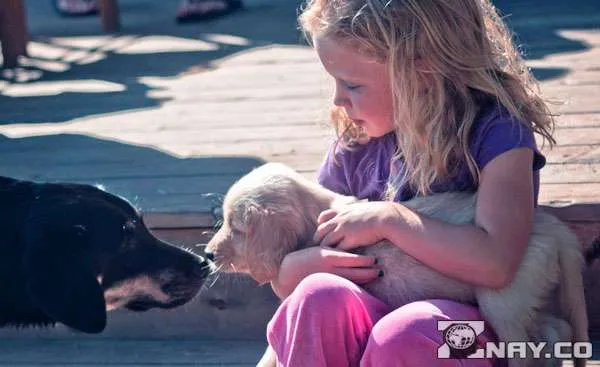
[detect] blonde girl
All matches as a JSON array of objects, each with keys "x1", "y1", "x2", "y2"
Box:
[{"x1": 266, "y1": 0, "x2": 555, "y2": 365}]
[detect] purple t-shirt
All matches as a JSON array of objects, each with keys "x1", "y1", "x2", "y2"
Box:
[{"x1": 318, "y1": 104, "x2": 546, "y2": 205}]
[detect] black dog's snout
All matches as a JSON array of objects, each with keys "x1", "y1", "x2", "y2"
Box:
[{"x1": 204, "y1": 250, "x2": 215, "y2": 261}]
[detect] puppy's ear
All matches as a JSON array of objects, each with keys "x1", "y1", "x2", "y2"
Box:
[
  {"x1": 244, "y1": 204, "x2": 303, "y2": 284},
  {"x1": 23, "y1": 221, "x2": 107, "y2": 333}
]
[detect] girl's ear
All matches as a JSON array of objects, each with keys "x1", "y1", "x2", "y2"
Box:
[
  {"x1": 414, "y1": 58, "x2": 433, "y2": 72},
  {"x1": 411, "y1": 58, "x2": 438, "y2": 91},
  {"x1": 244, "y1": 204, "x2": 301, "y2": 285}
]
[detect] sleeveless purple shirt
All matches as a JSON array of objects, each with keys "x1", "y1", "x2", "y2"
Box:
[{"x1": 318, "y1": 104, "x2": 546, "y2": 205}]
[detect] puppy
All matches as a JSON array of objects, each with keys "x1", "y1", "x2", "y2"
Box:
[
  {"x1": 205, "y1": 163, "x2": 589, "y2": 367},
  {"x1": 0, "y1": 176, "x2": 210, "y2": 334}
]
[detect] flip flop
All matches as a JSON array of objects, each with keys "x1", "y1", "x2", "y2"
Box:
[
  {"x1": 53, "y1": 0, "x2": 98, "y2": 16},
  {"x1": 176, "y1": 0, "x2": 243, "y2": 23}
]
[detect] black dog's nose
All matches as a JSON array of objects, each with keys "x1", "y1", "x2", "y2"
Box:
[{"x1": 204, "y1": 250, "x2": 215, "y2": 261}]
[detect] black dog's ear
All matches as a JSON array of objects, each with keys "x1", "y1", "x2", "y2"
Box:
[{"x1": 23, "y1": 222, "x2": 107, "y2": 333}]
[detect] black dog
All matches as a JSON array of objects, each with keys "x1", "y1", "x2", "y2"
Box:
[{"x1": 0, "y1": 176, "x2": 210, "y2": 334}]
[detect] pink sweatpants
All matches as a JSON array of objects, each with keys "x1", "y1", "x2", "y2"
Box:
[{"x1": 267, "y1": 273, "x2": 504, "y2": 367}]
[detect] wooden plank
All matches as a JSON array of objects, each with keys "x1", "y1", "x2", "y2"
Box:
[
  {"x1": 540, "y1": 183, "x2": 600, "y2": 205},
  {"x1": 544, "y1": 145, "x2": 600, "y2": 164},
  {"x1": 543, "y1": 88, "x2": 600, "y2": 115},
  {"x1": 0, "y1": 339, "x2": 266, "y2": 366},
  {"x1": 0, "y1": 172, "x2": 317, "y2": 214},
  {"x1": 111, "y1": 127, "x2": 332, "y2": 145},
  {"x1": 540, "y1": 164, "x2": 600, "y2": 184},
  {"x1": 554, "y1": 113, "x2": 600, "y2": 129},
  {"x1": 546, "y1": 127, "x2": 600, "y2": 146},
  {"x1": 0, "y1": 338, "x2": 597, "y2": 366},
  {"x1": 541, "y1": 70, "x2": 600, "y2": 87},
  {"x1": 0, "y1": 152, "x2": 265, "y2": 178}
]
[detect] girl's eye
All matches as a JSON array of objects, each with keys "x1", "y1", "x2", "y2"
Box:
[{"x1": 343, "y1": 80, "x2": 361, "y2": 90}]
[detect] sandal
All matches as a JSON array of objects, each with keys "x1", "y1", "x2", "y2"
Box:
[
  {"x1": 53, "y1": 0, "x2": 98, "y2": 16},
  {"x1": 176, "y1": 0, "x2": 243, "y2": 23}
]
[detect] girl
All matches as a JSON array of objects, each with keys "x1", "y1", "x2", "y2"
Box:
[{"x1": 266, "y1": 0, "x2": 556, "y2": 366}]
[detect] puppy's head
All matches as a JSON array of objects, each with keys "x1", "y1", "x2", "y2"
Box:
[
  {"x1": 205, "y1": 163, "x2": 320, "y2": 284},
  {"x1": 24, "y1": 182, "x2": 211, "y2": 333}
]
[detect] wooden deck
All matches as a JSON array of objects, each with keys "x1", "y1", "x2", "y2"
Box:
[
  {"x1": 0, "y1": 3, "x2": 598, "y2": 213},
  {"x1": 1, "y1": 0, "x2": 599, "y2": 365},
  {"x1": 0, "y1": 339, "x2": 598, "y2": 366},
  {"x1": 0, "y1": 339, "x2": 267, "y2": 366}
]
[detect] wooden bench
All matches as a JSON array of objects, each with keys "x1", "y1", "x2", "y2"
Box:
[{"x1": 0, "y1": 0, "x2": 120, "y2": 69}]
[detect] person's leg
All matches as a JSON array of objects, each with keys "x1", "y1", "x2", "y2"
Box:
[
  {"x1": 52, "y1": 0, "x2": 241, "y2": 21},
  {"x1": 361, "y1": 299, "x2": 504, "y2": 367},
  {"x1": 175, "y1": 0, "x2": 243, "y2": 22},
  {"x1": 266, "y1": 272, "x2": 391, "y2": 367}
]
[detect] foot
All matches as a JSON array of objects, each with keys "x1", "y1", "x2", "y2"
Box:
[
  {"x1": 176, "y1": 0, "x2": 243, "y2": 23},
  {"x1": 53, "y1": 0, "x2": 98, "y2": 16}
]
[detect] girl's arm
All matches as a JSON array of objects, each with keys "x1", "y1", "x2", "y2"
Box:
[
  {"x1": 316, "y1": 147, "x2": 535, "y2": 289},
  {"x1": 382, "y1": 148, "x2": 534, "y2": 289}
]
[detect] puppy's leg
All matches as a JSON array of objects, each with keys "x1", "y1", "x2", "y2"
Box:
[
  {"x1": 536, "y1": 314, "x2": 572, "y2": 367},
  {"x1": 549, "y1": 219, "x2": 588, "y2": 367},
  {"x1": 476, "y1": 234, "x2": 561, "y2": 367},
  {"x1": 477, "y1": 307, "x2": 531, "y2": 367},
  {"x1": 555, "y1": 227, "x2": 589, "y2": 345},
  {"x1": 257, "y1": 345, "x2": 277, "y2": 367}
]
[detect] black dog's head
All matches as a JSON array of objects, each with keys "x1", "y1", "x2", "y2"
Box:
[{"x1": 18, "y1": 181, "x2": 211, "y2": 334}]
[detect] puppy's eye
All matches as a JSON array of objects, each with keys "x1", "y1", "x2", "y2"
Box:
[
  {"x1": 231, "y1": 224, "x2": 246, "y2": 236},
  {"x1": 122, "y1": 221, "x2": 136, "y2": 235}
]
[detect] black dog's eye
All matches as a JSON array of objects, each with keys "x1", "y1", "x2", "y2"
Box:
[
  {"x1": 73, "y1": 224, "x2": 87, "y2": 236},
  {"x1": 122, "y1": 220, "x2": 136, "y2": 235}
]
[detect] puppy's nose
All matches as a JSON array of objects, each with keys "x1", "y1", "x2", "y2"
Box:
[{"x1": 204, "y1": 250, "x2": 215, "y2": 261}]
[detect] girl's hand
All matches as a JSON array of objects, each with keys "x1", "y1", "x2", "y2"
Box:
[
  {"x1": 271, "y1": 246, "x2": 379, "y2": 299},
  {"x1": 314, "y1": 201, "x2": 405, "y2": 251}
]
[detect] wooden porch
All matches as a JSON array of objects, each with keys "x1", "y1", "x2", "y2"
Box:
[{"x1": 0, "y1": 0, "x2": 599, "y2": 365}]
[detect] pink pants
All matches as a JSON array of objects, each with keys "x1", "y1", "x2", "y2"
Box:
[{"x1": 267, "y1": 273, "x2": 504, "y2": 367}]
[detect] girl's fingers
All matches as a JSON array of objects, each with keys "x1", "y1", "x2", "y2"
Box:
[
  {"x1": 313, "y1": 220, "x2": 338, "y2": 244},
  {"x1": 319, "y1": 229, "x2": 343, "y2": 248},
  {"x1": 321, "y1": 247, "x2": 378, "y2": 267},
  {"x1": 334, "y1": 267, "x2": 381, "y2": 285},
  {"x1": 317, "y1": 209, "x2": 338, "y2": 224}
]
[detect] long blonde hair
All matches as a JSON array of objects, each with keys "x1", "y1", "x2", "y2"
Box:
[{"x1": 299, "y1": 0, "x2": 555, "y2": 198}]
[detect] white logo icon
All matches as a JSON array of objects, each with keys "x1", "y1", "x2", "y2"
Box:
[{"x1": 438, "y1": 320, "x2": 485, "y2": 359}]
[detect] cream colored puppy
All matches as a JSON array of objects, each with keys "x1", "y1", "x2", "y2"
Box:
[{"x1": 206, "y1": 163, "x2": 588, "y2": 367}]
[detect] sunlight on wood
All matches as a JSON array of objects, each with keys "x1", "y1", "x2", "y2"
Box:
[
  {"x1": 203, "y1": 33, "x2": 251, "y2": 46},
  {"x1": 1, "y1": 80, "x2": 126, "y2": 97},
  {"x1": 115, "y1": 36, "x2": 219, "y2": 54}
]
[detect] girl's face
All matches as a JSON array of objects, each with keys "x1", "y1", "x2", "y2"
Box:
[{"x1": 315, "y1": 36, "x2": 394, "y2": 138}]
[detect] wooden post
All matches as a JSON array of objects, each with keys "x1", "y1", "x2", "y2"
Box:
[
  {"x1": 99, "y1": 0, "x2": 121, "y2": 33},
  {"x1": 0, "y1": 0, "x2": 28, "y2": 68}
]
